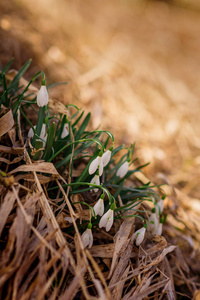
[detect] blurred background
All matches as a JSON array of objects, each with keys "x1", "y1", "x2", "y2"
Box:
[{"x1": 0, "y1": 0, "x2": 200, "y2": 198}]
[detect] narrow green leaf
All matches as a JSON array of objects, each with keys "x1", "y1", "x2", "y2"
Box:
[
  {"x1": 72, "y1": 110, "x2": 84, "y2": 128},
  {"x1": 47, "y1": 81, "x2": 68, "y2": 89},
  {"x1": 8, "y1": 59, "x2": 32, "y2": 90},
  {"x1": 43, "y1": 122, "x2": 55, "y2": 161},
  {"x1": 75, "y1": 112, "x2": 90, "y2": 141},
  {"x1": 0, "y1": 58, "x2": 14, "y2": 82}
]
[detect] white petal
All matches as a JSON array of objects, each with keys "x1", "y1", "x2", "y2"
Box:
[
  {"x1": 99, "y1": 209, "x2": 110, "y2": 228},
  {"x1": 90, "y1": 175, "x2": 100, "y2": 192},
  {"x1": 88, "y1": 229, "x2": 93, "y2": 248},
  {"x1": 28, "y1": 124, "x2": 47, "y2": 146},
  {"x1": 37, "y1": 85, "x2": 49, "y2": 107},
  {"x1": 102, "y1": 150, "x2": 111, "y2": 167},
  {"x1": 61, "y1": 124, "x2": 69, "y2": 139},
  {"x1": 40, "y1": 124, "x2": 47, "y2": 139},
  {"x1": 99, "y1": 159, "x2": 104, "y2": 176},
  {"x1": 116, "y1": 161, "x2": 129, "y2": 178},
  {"x1": 105, "y1": 210, "x2": 113, "y2": 232},
  {"x1": 38, "y1": 124, "x2": 47, "y2": 147},
  {"x1": 93, "y1": 199, "x2": 104, "y2": 217},
  {"x1": 152, "y1": 223, "x2": 163, "y2": 236},
  {"x1": 135, "y1": 227, "x2": 146, "y2": 246},
  {"x1": 98, "y1": 199, "x2": 104, "y2": 216},
  {"x1": 89, "y1": 156, "x2": 100, "y2": 175},
  {"x1": 147, "y1": 213, "x2": 159, "y2": 234},
  {"x1": 155, "y1": 200, "x2": 164, "y2": 216},
  {"x1": 28, "y1": 126, "x2": 35, "y2": 138},
  {"x1": 99, "y1": 209, "x2": 113, "y2": 231},
  {"x1": 81, "y1": 229, "x2": 90, "y2": 248}
]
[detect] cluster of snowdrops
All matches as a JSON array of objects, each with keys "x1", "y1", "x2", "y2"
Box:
[{"x1": 29, "y1": 77, "x2": 165, "y2": 249}]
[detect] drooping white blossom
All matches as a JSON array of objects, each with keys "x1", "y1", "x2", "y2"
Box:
[
  {"x1": 61, "y1": 124, "x2": 69, "y2": 139},
  {"x1": 147, "y1": 212, "x2": 159, "y2": 234},
  {"x1": 99, "y1": 209, "x2": 114, "y2": 232},
  {"x1": 116, "y1": 161, "x2": 129, "y2": 178},
  {"x1": 89, "y1": 156, "x2": 103, "y2": 176},
  {"x1": 81, "y1": 228, "x2": 93, "y2": 248},
  {"x1": 132, "y1": 227, "x2": 146, "y2": 246},
  {"x1": 36, "y1": 85, "x2": 49, "y2": 107},
  {"x1": 90, "y1": 174, "x2": 100, "y2": 192},
  {"x1": 28, "y1": 123, "x2": 47, "y2": 147},
  {"x1": 101, "y1": 150, "x2": 111, "y2": 167},
  {"x1": 155, "y1": 199, "x2": 164, "y2": 216},
  {"x1": 152, "y1": 222, "x2": 163, "y2": 236},
  {"x1": 93, "y1": 197, "x2": 104, "y2": 217}
]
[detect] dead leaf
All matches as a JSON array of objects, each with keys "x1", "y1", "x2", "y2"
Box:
[
  {"x1": 8, "y1": 162, "x2": 59, "y2": 176},
  {"x1": 0, "y1": 186, "x2": 19, "y2": 237},
  {"x1": 0, "y1": 109, "x2": 14, "y2": 137}
]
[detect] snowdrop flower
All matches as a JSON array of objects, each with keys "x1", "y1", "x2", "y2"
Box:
[
  {"x1": 89, "y1": 154, "x2": 103, "y2": 176},
  {"x1": 90, "y1": 174, "x2": 100, "y2": 192},
  {"x1": 147, "y1": 208, "x2": 159, "y2": 234},
  {"x1": 152, "y1": 222, "x2": 163, "y2": 236},
  {"x1": 132, "y1": 225, "x2": 147, "y2": 246},
  {"x1": 99, "y1": 203, "x2": 115, "y2": 232},
  {"x1": 61, "y1": 124, "x2": 69, "y2": 139},
  {"x1": 155, "y1": 199, "x2": 164, "y2": 216},
  {"x1": 101, "y1": 149, "x2": 112, "y2": 167},
  {"x1": 28, "y1": 124, "x2": 47, "y2": 147},
  {"x1": 116, "y1": 161, "x2": 129, "y2": 178},
  {"x1": 37, "y1": 85, "x2": 49, "y2": 107},
  {"x1": 81, "y1": 224, "x2": 93, "y2": 248},
  {"x1": 93, "y1": 194, "x2": 104, "y2": 217}
]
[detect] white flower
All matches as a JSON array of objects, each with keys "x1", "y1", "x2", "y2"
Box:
[
  {"x1": 28, "y1": 124, "x2": 47, "y2": 147},
  {"x1": 155, "y1": 199, "x2": 164, "y2": 216},
  {"x1": 61, "y1": 124, "x2": 69, "y2": 139},
  {"x1": 93, "y1": 198, "x2": 104, "y2": 217},
  {"x1": 101, "y1": 150, "x2": 111, "y2": 167},
  {"x1": 81, "y1": 228, "x2": 93, "y2": 248},
  {"x1": 132, "y1": 227, "x2": 146, "y2": 246},
  {"x1": 89, "y1": 156, "x2": 103, "y2": 176},
  {"x1": 116, "y1": 161, "x2": 129, "y2": 178},
  {"x1": 152, "y1": 222, "x2": 163, "y2": 236},
  {"x1": 90, "y1": 174, "x2": 100, "y2": 192},
  {"x1": 147, "y1": 212, "x2": 159, "y2": 234},
  {"x1": 37, "y1": 85, "x2": 49, "y2": 107},
  {"x1": 99, "y1": 209, "x2": 114, "y2": 232}
]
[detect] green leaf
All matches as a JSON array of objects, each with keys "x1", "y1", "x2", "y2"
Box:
[
  {"x1": 0, "y1": 58, "x2": 14, "y2": 82},
  {"x1": 8, "y1": 59, "x2": 32, "y2": 91},
  {"x1": 75, "y1": 112, "x2": 90, "y2": 141},
  {"x1": 43, "y1": 122, "x2": 55, "y2": 161},
  {"x1": 72, "y1": 110, "x2": 84, "y2": 128},
  {"x1": 47, "y1": 81, "x2": 68, "y2": 89}
]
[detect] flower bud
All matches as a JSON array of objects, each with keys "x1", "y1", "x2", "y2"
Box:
[
  {"x1": 132, "y1": 227, "x2": 146, "y2": 246},
  {"x1": 37, "y1": 85, "x2": 49, "y2": 107},
  {"x1": 81, "y1": 228, "x2": 93, "y2": 248},
  {"x1": 116, "y1": 161, "x2": 129, "y2": 178},
  {"x1": 101, "y1": 150, "x2": 111, "y2": 167}
]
